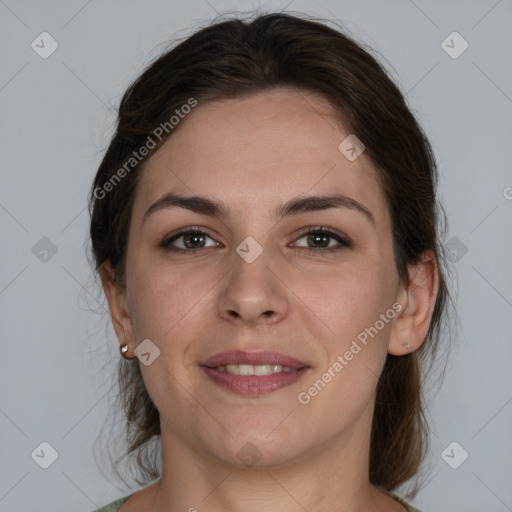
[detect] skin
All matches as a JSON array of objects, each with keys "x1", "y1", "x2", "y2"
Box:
[{"x1": 101, "y1": 88, "x2": 439, "y2": 512}]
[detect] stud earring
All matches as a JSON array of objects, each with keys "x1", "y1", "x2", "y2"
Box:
[
  {"x1": 403, "y1": 343, "x2": 411, "y2": 349},
  {"x1": 120, "y1": 343, "x2": 134, "y2": 359}
]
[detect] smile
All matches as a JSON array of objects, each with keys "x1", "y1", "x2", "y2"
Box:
[
  {"x1": 200, "y1": 350, "x2": 310, "y2": 396},
  {"x1": 214, "y1": 364, "x2": 296, "y2": 375}
]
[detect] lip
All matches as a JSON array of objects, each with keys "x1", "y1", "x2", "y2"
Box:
[
  {"x1": 200, "y1": 350, "x2": 311, "y2": 396},
  {"x1": 200, "y1": 350, "x2": 308, "y2": 369}
]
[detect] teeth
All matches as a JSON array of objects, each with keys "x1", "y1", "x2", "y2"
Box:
[
  {"x1": 217, "y1": 364, "x2": 294, "y2": 375},
  {"x1": 255, "y1": 364, "x2": 272, "y2": 375},
  {"x1": 238, "y1": 364, "x2": 254, "y2": 375}
]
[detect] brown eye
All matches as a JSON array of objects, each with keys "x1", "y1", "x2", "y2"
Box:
[
  {"x1": 160, "y1": 228, "x2": 219, "y2": 253},
  {"x1": 294, "y1": 227, "x2": 351, "y2": 254},
  {"x1": 159, "y1": 226, "x2": 351, "y2": 255}
]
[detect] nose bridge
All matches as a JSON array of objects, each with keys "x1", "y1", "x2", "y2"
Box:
[
  {"x1": 231, "y1": 235, "x2": 275, "y2": 299},
  {"x1": 217, "y1": 234, "x2": 287, "y2": 323}
]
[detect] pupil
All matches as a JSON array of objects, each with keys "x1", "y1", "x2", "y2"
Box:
[
  {"x1": 309, "y1": 233, "x2": 328, "y2": 248},
  {"x1": 185, "y1": 233, "x2": 204, "y2": 248}
]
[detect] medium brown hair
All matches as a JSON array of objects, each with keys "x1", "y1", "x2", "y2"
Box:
[{"x1": 89, "y1": 11, "x2": 453, "y2": 497}]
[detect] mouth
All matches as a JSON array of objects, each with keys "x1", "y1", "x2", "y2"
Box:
[{"x1": 199, "y1": 350, "x2": 311, "y2": 396}]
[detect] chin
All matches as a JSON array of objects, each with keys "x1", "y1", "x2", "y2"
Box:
[{"x1": 202, "y1": 427, "x2": 307, "y2": 469}]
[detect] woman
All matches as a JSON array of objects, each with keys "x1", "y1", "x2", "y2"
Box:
[{"x1": 89, "y1": 11, "x2": 450, "y2": 512}]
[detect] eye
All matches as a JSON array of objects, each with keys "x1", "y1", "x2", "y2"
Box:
[
  {"x1": 293, "y1": 226, "x2": 351, "y2": 254},
  {"x1": 159, "y1": 226, "x2": 351, "y2": 255},
  {"x1": 159, "y1": 227, "x2": 219, "y2": 253}
]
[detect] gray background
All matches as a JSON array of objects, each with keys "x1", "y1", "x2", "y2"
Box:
[{"x1": 1, "y1": 0, "x2": 511, "y2": 511}]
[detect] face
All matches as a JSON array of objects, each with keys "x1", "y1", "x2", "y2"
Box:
[{"x1": 116, "y1": 88, "x2": 406, "y2": 467}]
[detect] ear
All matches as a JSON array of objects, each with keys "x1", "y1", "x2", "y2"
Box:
[
  {"x1": 100, "y1": 262, "x2": 135, "y2": 351},
  {"x1": 388, "y1": 250, "x2": 439, "y2": 355}
]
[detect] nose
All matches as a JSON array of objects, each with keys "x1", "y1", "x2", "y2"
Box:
[{"x1": 216, "y1": 243, "x2": 289, "y2": 327}]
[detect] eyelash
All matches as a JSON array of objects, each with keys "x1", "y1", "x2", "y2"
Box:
[{"x1": 159, "y1": 226, "x2": 352, "y2": 255}]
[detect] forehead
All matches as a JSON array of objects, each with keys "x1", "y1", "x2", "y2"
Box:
[{"x1": 133, "y1": 88, "x2": 389, "y2": 226}]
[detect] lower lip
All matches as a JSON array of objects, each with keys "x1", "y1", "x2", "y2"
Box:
[{"x1": 200, "y1": 366, "x2": 309, "y2": 395}]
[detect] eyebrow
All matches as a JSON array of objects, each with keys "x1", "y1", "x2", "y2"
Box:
[{"x1": 142, "y1": 192, "x2": 375, "y2": 227}]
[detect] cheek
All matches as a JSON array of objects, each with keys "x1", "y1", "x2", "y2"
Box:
[
  {"x1": 126, "y1": 258, "x2": 205, "y2": 339},
  {"x1": 301, "y1": 269, "x2": 396, "y2": 412},
  {"x1": 303, "y1": 266, "x2": 396, "y2": 346},
  {"x1": 297, "y1": 279, "x2": 395, "y2": 429}
]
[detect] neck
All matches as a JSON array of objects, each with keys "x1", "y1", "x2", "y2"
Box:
[{"x1": 148, "y1": 405, "x2": 400, "y2": 511}]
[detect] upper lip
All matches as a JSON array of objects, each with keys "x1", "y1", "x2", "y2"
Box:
[{"x1": 200, "y1": 350, "x2": 309, "y2": 369}]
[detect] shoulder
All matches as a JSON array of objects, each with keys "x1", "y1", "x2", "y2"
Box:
[{"x1": 90, "y1": 494, "x2": 133, "y2": 512}]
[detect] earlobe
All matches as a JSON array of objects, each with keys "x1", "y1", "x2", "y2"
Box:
[
  {"x1": 388, "y1": 251, "x2": 439, "y2": 356},
  {"x1": 100, "y1": 262, "x2": 134, "y2": 349}
]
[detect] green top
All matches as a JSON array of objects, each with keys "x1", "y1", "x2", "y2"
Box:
[
  {"x1": 91, "y1": 494, "x2": 423, "y2": 511},
  {"x1": 91, "y1": 494, "x2": 134, "y2": 512}
]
